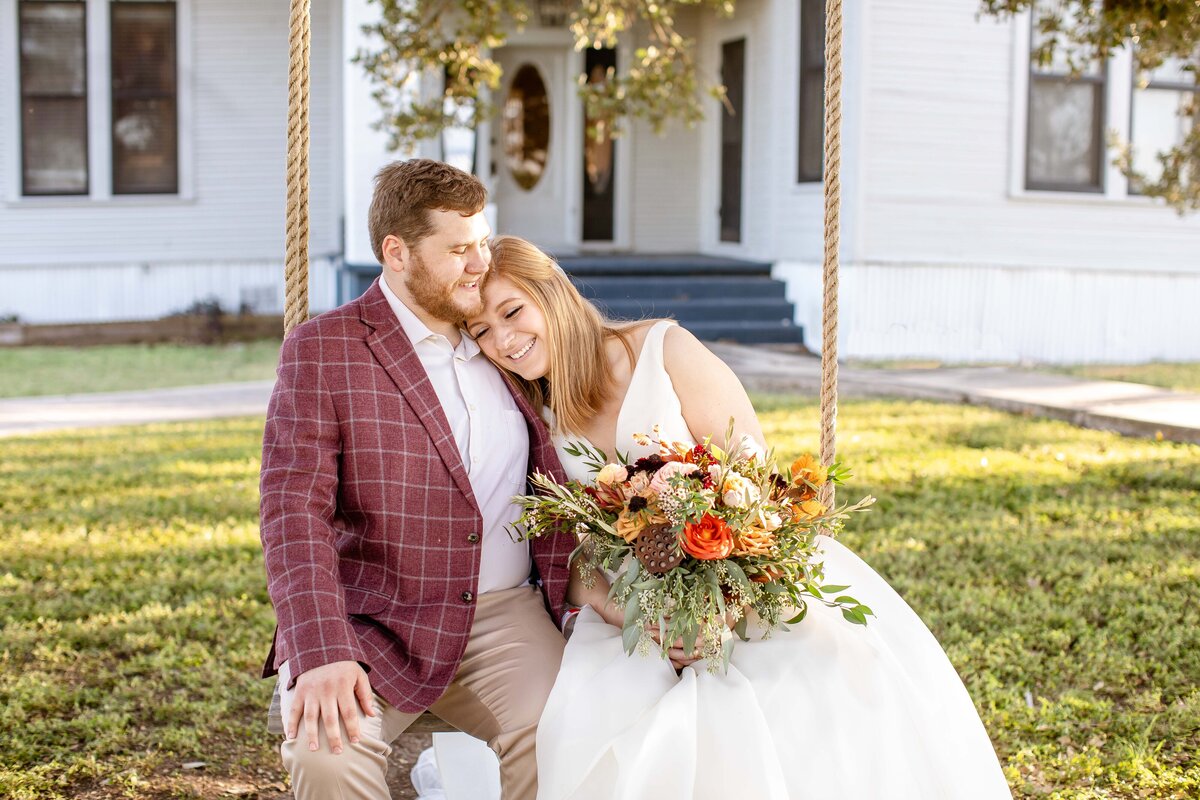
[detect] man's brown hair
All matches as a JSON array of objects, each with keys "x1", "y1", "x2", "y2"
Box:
[{"x1": 367, "y1": 159, "x2": 488, "y2": 263}]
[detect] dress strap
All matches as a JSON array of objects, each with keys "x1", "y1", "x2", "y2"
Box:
[{"x1": 626, "y1": 320, "x2": 676, "y2": 396}]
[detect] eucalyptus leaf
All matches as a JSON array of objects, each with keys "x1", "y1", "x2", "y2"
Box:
[
  {"x1": 784, "y1": 603, "x2": 808, "y2": 625},
  {"x1": 622, "y1": 620, "x2": 642, "y2": 654},
  {"x1": 733, "y1": 613, "x2": 750, "y2": 642}
]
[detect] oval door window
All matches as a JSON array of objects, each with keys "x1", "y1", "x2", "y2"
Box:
[{"x1": 503, "y1": 64, "x2": 550, "y2": 191}]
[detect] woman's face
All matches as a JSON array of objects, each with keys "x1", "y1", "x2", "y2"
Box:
[{"x1": 466, "y1": 275, "x2": 551, "y2": 381}]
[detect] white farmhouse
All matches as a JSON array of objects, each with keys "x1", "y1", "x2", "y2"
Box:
[{"x1": 2, "y1": 0, "x2": 1198, "y2": 363}]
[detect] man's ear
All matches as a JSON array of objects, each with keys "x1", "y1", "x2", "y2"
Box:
[{"x1": 380, "y1": 234, "x2": 409, "y2": 274}]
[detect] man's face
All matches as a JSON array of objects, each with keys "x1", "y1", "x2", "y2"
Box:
[{"x1": 397, "y1": 209, "x2": 492, "y2": 323}]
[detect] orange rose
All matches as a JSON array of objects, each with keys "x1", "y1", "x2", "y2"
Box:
[{"x1": 679, "y1": 514, "x2": 734, "y2": 560}]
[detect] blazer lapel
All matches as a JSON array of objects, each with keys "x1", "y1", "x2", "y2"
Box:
[{"x1": 358, "y1": 279, "x2": 480, "y2": 514}]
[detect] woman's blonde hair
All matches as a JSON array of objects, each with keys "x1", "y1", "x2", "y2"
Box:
[{"x1": 485, "y1": 235, "x2": 639, "y2": 436}]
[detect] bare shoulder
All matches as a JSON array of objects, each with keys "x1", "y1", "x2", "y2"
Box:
[{"x1": 662, "y1": 323, "x2": 718, "y2": 369}]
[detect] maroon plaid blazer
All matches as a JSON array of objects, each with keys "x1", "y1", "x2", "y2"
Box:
[{"x1": 259, "y1": 279, "x2": 573, "y2": 713}]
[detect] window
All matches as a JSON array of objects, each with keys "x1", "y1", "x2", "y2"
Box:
[
  {"x1": 111, "y1": 2, "x2": 178, "y2": 194},
  {"x1": 19, "y1": 0, "x2": 89, "y2": 196},
  {"x1": 797, "y1": 0, "x2": 825, "y2": 183},
  {"x1": 1129, "y1": 58, "x2": 1197, "y2": 195},
  {"x1": 15, "y1": 0, "x2": 180, "y2": 198},
  {"x1": 1025, "y1": 16, "x2": 1106, "y2": 192}
]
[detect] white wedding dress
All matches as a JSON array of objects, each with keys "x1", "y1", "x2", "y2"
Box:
[{"x1": 535, "y1": 321, "x2": 1012, "y2": 799}]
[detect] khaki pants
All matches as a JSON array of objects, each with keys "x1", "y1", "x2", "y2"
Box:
[{"x1": 275, "y1": 585, "x2": 565, "y2": 800}]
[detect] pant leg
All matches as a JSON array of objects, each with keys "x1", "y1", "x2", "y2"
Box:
[
  {"x1": 429, "y1": 585, "x2": 566, "y2": 800},
  {"x1": 277, "y1": 659, "x2": 423, "y2": 800}
]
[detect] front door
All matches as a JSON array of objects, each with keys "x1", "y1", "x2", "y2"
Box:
[{"x1": 492, "y1": 47, "x2": 571, "y2": 250}]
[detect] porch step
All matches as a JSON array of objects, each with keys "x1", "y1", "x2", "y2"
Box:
[
  {"x1": 594, "y1": 297, "x2": 796, "y2": 324},
  {"x1": 558, "y1": 257, "x2": 804, "y2": 346},
  {"x1": 572, "y1": 275, "x2": 788, "y2": 302},
  {"x1": 556, "y1": 254, "x2": 773, "y2": 277}
]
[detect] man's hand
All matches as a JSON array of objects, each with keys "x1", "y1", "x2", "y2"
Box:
[{"x1": 286, "y1": 660, "x2": 376, "y2": 755}]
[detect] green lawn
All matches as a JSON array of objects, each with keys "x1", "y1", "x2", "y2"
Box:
[
  {"x1": 847, "y1": 359, "x2": 1200, "y2": 395},
  {"x1": 1044, "y1": 363, "x2": 1200, "y2": 394},
  {"x1": 0, "y1": 341, "x2": 282, "y2": 398},
  {"x1": 1, "y1": 400, "x2": 1197, "y2": 798}
]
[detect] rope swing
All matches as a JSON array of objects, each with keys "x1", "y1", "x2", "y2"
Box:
[
  {"x1": 819, "y1": 0, "x2": 843, "y2": 512},
  {"x1": 284, "y1": 0, "x2": 311, "y2": 336},
  {"x1": 280, "y1": 0, "x2": 844, "y2": 507}
]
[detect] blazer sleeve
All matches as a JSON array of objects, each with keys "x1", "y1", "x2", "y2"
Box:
[{"x1": 259, "y1": 331, "x2": 364, "y2": 683}]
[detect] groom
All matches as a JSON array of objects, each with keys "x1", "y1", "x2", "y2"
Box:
[{"x1": 259, "y1": 159, "x2": 574, "y2": 799}]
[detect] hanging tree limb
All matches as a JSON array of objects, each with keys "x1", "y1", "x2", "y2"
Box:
[{"x1": 354, "y1": 0, "x2": 738, "y2": 150}]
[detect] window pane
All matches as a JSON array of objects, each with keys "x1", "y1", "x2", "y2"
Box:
[
  {"x1": 113, "y1": 97, "x2": 178, "y2": 193},
  {"x1": 1030, "y1": 0, "x2": 1101, "y2": 76},
  {"x1": 798, "y1": 71, "x2": 824, "y2": 181},
  {"x1": 503, "y1": 64, "x2": 550, "y2": 192},
  {"x1": 797, "y1": 0, "x2": 824, "y2": 182},
  {"x1": 112, "y1": 2, "x2": 178, "y2": 194},
  {"x1": 1130, "y1": 88, "x2": 1196, "y2": 190},
  {"x1": 19, "y1": 2, "x2": 86, "y2": 95},
  {"x1": 800, "y1": 0, "x2": 824, "y2": 70},
  {"x1": 1027, "y1": 77, "x2": 1102, "y2": 189},
  {"x1": 23, "y1": 97, "x2": 89, "y2": 194},
  {"x1": 1144, "y1": 56, "x2": 1195, "y2": 88}
]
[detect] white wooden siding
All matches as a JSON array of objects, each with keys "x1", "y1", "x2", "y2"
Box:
[
  {"x1": 857, "y1": 0, "x2": 1200, "y2": 273},
  {"x1": 0, "y1": 257, "x2": 339, "y2": 323},
  {"x1": 0, "y1": 0, "x2": 343, "y2": 322},
  {"x1": 777, "y1": 260, "x2": 1200, "y2": 364}
]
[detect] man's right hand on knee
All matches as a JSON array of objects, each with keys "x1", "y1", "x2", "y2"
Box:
[{"x1": 286, "y1": 660, "x2": 377, "y2": 755}]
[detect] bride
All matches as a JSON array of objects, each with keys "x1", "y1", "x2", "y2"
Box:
[{"x1": 464, "y1": 235, "x2": 1012, "y2": 799}]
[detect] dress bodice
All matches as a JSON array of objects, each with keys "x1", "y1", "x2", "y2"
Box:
[{"x1": 553, "y1": 320, "x2": 694, "y2": 482}]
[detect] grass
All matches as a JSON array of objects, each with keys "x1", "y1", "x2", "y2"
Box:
[
  {"x1": 847, "y1": 359, "x2": 1200, "y2": 394},
  {"x1": 1, "y1": 401, "x2": 1198, "y2": 798},
  {"x1": 0, "y1": 341, "x2": 282, "y2": 398},
  {"x1": 1043, "y1": 363, "x2": 1200, "y2": 394}
]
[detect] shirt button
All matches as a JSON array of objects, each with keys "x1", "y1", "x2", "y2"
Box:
[
  {"x1": 467, "y1": 533, "x2": 480, "y2": 543},
  {"x1": 461, "y1": 591, "x2": 474, "y2": 603}
]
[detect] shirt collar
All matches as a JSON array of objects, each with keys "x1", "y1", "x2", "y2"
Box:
[{"x1": 379, "y1": 275, "x2": 480, "y2": 360}]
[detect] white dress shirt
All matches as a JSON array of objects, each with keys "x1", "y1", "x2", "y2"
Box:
[{"x1": 380, "y1": 277, "x2": 531, "y2": 594}]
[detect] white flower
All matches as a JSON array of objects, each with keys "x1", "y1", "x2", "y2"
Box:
[
  {"x1": 721, "y1": 472, "x2": 761, "y2": 509},
  {"x1": 596, "y1": 463, "x2": 629, "y2": 485},
  {"x1": 649, "y1": 461, "x2": 699, "y2": 494}
]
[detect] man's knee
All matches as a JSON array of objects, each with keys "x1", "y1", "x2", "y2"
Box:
[{"x1": 282, "y1": 734, "x2": 392, "y2": 799}]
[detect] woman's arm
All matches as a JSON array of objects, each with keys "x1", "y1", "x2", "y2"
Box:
[
  {"x1": 565, "y1": 562, "x2": 623, "y2": 628},
  {"x1": 662, "y1": 325, "x2": 766, "y2": 453}
]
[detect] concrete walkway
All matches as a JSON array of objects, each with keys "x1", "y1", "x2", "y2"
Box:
[{"x1": 1, "y1": 346, "x2": 1198, "y2": 445}]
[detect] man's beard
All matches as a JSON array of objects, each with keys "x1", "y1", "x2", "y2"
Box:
[{"x1": 405, "y1": 250, "x2": 482, "y2": 323}]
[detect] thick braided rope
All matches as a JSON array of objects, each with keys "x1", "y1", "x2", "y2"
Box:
[
  {"x1": 284, "y1": 0, "x2": 311, "y2": 335},
  {"x1": 819, "y1": 0, "x2": 843, "y2": 513}
]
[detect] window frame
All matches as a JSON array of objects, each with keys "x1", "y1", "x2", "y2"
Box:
[
  {"x1": 18, "y1": 0, "x2": 91, "y2": 197},
  {"x1": 109, "y1": 0, "x2": 178, "y2": 195},
  {"x1": 1023, "y1": 22, "x2": 1108, "y2": 194},
  {"x1": 5, "y1": 0, "x2": 190, "y2": 204},
  {"x1": 796, "y1": 0, "x2": 825, "y2": 184},
  {"x1": 1127, "y1": 59, "x2": 1198, "y2": 197}
]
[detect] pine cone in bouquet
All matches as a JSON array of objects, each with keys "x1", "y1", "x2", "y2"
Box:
[{"x1": 635, "y1": 523, "x2": 684, "y2": 575}]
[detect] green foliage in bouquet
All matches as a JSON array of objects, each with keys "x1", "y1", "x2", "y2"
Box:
[{"x1": 513, "y1": 423, "x2": 875, "y2": 672}]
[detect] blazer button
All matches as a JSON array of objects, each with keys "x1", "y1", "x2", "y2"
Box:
[
  {"x1": 467, "y1": 532, "x2": 480, "y2": 543},
  {"x1": 461, "y1": 591, "x2": 474, "y2": 603}
]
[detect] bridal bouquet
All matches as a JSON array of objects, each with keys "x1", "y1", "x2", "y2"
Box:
[{"x1": 514, "y1": 425, "x2": 876, "y2": 672}]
